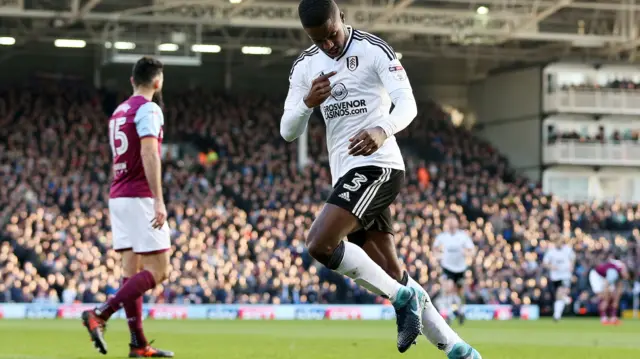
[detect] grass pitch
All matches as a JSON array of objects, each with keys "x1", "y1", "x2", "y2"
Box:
[{"x1": 0, "y1": 319, "x2": 638, "y2": 359}]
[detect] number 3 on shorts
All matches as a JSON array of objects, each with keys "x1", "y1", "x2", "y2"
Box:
[{"x1": 343, "y1": 173, "x2": 367, "y2": 192}]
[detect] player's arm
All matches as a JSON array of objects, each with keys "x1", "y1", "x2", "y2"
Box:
[
  {"x1": 135, "y1": 103, "x2": 164, "y2": 203},
  {"x1": 280, "y1": 63, "x2": 334, "y2": 142},
  {"x1": 373, "y1": 46, "x2": 417, "y2": 138},
  {"x1": 432, "y1": 235, "x2": 444, "y2": 260},
  {"x1": 542, "y1": 251, "x2": 552, "y2": 270},
  {"x1": 463, "y1": 234, "x2": 475, "y2": 259},
  {"x1": 348, "y1": 43, "x2": 417, "y2": 156}
]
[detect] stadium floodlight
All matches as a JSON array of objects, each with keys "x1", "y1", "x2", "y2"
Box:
[
  {"x1": 54, "y1": 39, "x2": 86, "y2": 48},
  {"x1": 396, "y1": 52, "x2": 403, "y2": 60},
  {"x1": 476, "y1": 6, "x2": 489, "y2": 15},
  {"x1": 114, "y1": 42, "x2": 136, "y2": 50},
  {"x1": 191, "y1": 44, "x2": 221, "y2": 53},
  {"x1": 241, "y1": 46, "x2": 272, "y2": 55},
  {"x1": 0, "y1": 37, "x2": 15, "y2": 45},
  {"x1": 158, "y1": 43, "x2": 179, "y2": 52},
  {"x1": 229, "y1": 0, "x2": 242, "y2": 3}
]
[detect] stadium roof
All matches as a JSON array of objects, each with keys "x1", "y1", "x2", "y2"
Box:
[{"x1": 2, "y1": 0, "x2": 639, "y2": 82}]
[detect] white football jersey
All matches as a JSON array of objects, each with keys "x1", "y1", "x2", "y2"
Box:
[
  {"x1": 543, "y1": 244, "x2": 575, "y2": 281},
  {"x1": 433, "y1": 230, "x2": 475, "y2": 273},
  {"x1": 284, "y1": 27, "x2": 411, "y2": 185}
]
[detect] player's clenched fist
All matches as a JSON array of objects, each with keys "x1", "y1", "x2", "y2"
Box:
[{"x1": 303, "y1": 71, "x2": 337, "y2": 108}]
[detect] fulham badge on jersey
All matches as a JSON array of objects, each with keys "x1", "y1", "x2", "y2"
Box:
[{"x1": 347, "y1": 56, "x2": 358, "y2": 71}]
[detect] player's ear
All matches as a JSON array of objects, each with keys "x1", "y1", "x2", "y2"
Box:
[
  {"x1": 340, "y1": 11, "x2": 345, "y2": 22},
  {"x1": 129, "y1": 76, "x2": 135, "y2": 87}
]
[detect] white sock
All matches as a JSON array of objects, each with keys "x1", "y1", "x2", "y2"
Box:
[
  {"x1": 407, "y1": 276, "x2": 462, "y2": 354},
  {"x1": 335, "y1": 241, "x2": 403, "y2": 301},
  {"x1": 553, "y1": 300, "x2": 565, "y2": 320}
]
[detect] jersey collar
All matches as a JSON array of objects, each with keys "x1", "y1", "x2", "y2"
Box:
[{"x1": 334, "y1": 25, "x2": 355, "y2": 61}]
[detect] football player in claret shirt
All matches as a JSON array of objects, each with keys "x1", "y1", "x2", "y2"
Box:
[
  {"x1": 82, "y1": 56, "x2": 173, "y2": 358},
  {"x1": 280, "y1": 0, "x2": 481, "y2": 358},
  {"x1": 589, "y1": 256, "x2": 629, "y2": 325}
]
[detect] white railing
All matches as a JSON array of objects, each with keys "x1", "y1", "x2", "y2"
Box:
[
  {"x1": 544, "y1": 88, "x2": 640, "y2": 115},
  {"x1": 544, "y1": 141, "x2": 640, "y2": 166},
  {"x1": 543, "y1": 170, "x2": 640, "y2": 203}
]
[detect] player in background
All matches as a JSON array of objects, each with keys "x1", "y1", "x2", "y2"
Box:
[
  {"x1": 432, "y1": 215, "x2": 475, "y2": 325},
  {"x1": 434, "y1": 281, "x2": 461, "y2": 325},
  {"x1": 589, "y1": 256, "x2": 629, "y2": 325},
  {"x1": 82, "y1": 57, "x2": 173, "y2": 358},
  {"x1": 542, "y1": 237, "x2": 575, "y2": 322},
  {"x1": 280, "y1": 0, "x2": 480, "y2": 357}
]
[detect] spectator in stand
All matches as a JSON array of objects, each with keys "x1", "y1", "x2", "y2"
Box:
[{"x1": 0, "y1": 78, "x2": 637, "y2": 318}]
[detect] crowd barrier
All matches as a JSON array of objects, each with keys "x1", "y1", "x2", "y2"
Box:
[{"x1": 0, "y1": 303, "x2": 540, "y2": 321}]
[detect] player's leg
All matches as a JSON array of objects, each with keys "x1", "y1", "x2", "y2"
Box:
[
  {"x1": 307, "y1": 204, "x2": 424, "y2": 352},
  {"x1": 81, "y1": 198, "x2": 132, "y2": 355},
  {"x1": 454, "y1": 275, "x2": 466, "y2": 325},
  {"x1": 609, "y1": 283, "x2": 623, "y2": 325},
  {"x1": 360, "y1": 230, "x2": 481, "y2": 359},
  {"x1": 84, "y1": 198, "x2": 173, "y2": 357},
  {"x1": 318, "y1": 166, "x2": 425, "y2": 352},
  {"x1": 589, "y1": 269, "x2": 609, "y2": 324},
  {"x1": 120, "y1": 251, "x2": 151, "y2": 350},
  {"x1": 553, "y1": 280, "x2": 571, "y2": 322}
]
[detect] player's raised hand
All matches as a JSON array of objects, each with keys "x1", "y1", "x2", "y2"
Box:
[
  {"x1": 303, "y1": 71, "x2": 337, "y2": 108},
  {"x1": 151, "y1": 199, "x2": 167, "y2": 229},
  {"x1": 348, "y1": 126, "x2": 388, "y2": 156}
]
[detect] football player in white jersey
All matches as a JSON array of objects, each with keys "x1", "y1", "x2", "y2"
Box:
[
  {"x1": 433, "y1": 215, "x2": 475, "y2": 325},
  {"x1": 542, "y1": 237, "x2": 575, "y2": 322},
  {"x1": 280, "y1": 0, "x2": 480, "y2": 358}
]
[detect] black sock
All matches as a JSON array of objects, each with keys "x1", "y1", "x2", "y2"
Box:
[
  {"x1": 326, "y1": 241, "x2": 346, "y2": 270},
  {"x1": 399, "y1": 271, "x2": 409, "y2": 286}
]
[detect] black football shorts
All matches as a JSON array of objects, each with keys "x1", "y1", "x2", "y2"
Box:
[{"x1": 326, "y1": 166, "x2": 403, "y2": 245}]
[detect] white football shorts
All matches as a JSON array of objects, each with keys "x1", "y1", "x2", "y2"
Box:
[
  {"x1": 109, "y1": 197, "x2": 170, "y2": 254},
  {"x1": 589, "y1": 269, "x2": 615, "y2": 295}
]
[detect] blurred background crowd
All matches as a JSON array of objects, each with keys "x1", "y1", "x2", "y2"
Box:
[{"x1": 1, "y1": 78, "x2": 639, "y2": 318}]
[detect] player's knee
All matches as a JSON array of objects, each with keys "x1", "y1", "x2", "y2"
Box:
[{"x1": 307, "y1": 237, "x2": 334, "y2": 265}]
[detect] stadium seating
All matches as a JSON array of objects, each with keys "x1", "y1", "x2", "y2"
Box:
[{"x1": 0, "y1": 79, "x2": 638, "y2": 317}]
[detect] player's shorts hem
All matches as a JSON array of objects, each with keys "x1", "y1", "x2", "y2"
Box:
[
  {"x1": 114, "y1": 247, "x2": 133, "y2": 252},
  {"x1": 135, "y1": 248, "x2": 170, "y2": 255}
]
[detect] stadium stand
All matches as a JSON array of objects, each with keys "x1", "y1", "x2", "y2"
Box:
[{"x1": 0, "y1": 78, "x2": 638, "y2": 318}]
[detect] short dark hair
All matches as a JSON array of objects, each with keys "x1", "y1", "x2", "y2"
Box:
[
  {"x1": 132, "y1": 56, "x2": 163, "y2": 87},
  {"x1": 298, "y1": 0, "x2": 336, "y2": 27}
]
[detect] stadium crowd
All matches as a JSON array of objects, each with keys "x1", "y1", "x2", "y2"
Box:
[{"x1": 1, "y1": 78, "x2": 639, "y2": 317}]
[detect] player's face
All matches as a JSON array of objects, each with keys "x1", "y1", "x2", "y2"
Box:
[
  {"x1": 447, "y1": 218, "x2": 458, "y2": 232},
  {"x1": 304, "y1": 12, "x2": 347, "y2": 58}
]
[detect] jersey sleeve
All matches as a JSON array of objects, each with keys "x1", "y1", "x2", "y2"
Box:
[
  {"x1": 542, "y1": 251, "x2": 551, "y2": 266},
  {"x1": 280, "y1": 58, "x2": 313, "y2": 142},
  {"x1": 372, "y1": 41, "x2": 412, "y2": 94},
  {"x1": 134, "y1": 102, "x2": 164, "y2": 138},
  {"x1": 463, "y1": 235, "x2": 474, "y2": 250},
  {"x1": 433, "y1": 234, "x2": 443, "y2": 248},
  {"x1": 284, "y1": 60, "x2": 310, "y2": 111}
]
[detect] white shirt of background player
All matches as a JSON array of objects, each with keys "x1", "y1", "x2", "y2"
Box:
[
  {"x1": 433, "y1": 230, "x2": 475, "y2": 274},
  {"x1": 543, "y1": 244, "x2": 575, "y2": 282}
]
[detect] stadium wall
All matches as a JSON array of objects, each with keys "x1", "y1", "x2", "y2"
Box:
[
  {"x1": 0, "y1": 303, "x2": 540, "y2": 321},
  {"x1": 468, "y1": 66, "x2": 543, "y2": 181}
]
